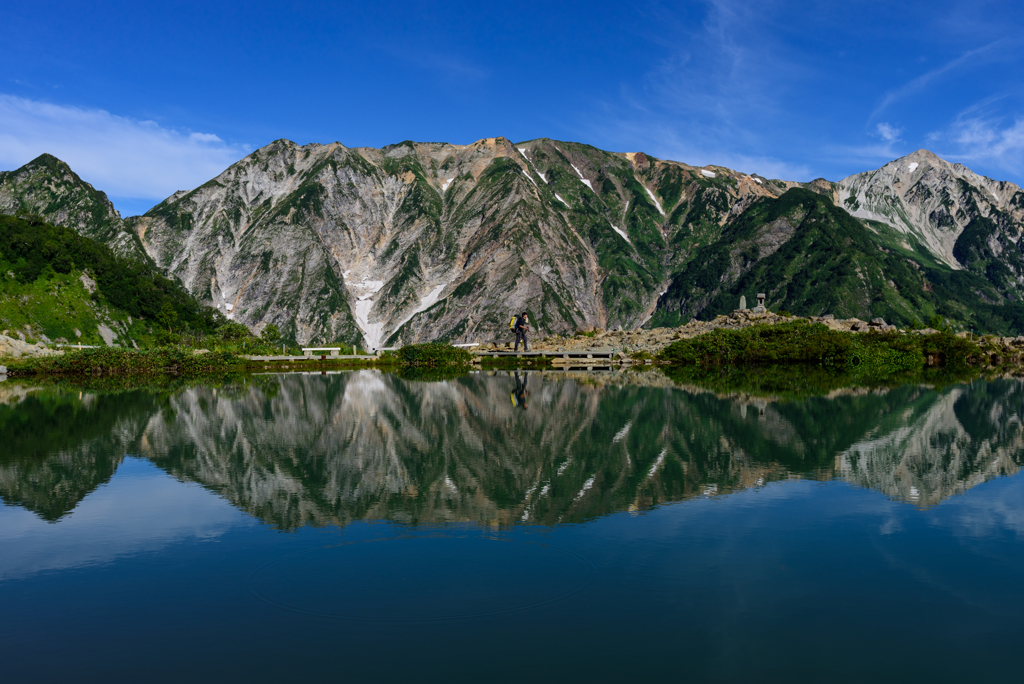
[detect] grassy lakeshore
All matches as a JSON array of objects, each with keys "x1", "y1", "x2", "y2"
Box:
[
  {"x1": 1, "y1": 342, "x2": 472, "y2": 378},
  {"x1": 4, "y1": 347, "x2": 245, "y2": 377},
  {"x1": 4, "y1": 324, "x2": 1021, "y2": 384},
  {"x1": 656, "y1": 320, "x2": 983, "y2": 373}
]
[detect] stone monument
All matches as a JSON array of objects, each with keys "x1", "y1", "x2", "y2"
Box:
[
  {"x1": 739, "y1": 295, "x2": 747, "y2": 311},
  {"x1": 752, "y1": 292, "x2": 767, "y2": 314}
]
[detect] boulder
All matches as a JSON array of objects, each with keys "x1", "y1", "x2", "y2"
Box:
[{"x1": 870, "y1": 317, "x2": 887, "y2": 327}]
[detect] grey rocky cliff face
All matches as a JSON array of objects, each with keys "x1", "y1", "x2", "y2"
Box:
[
  {"x1": 837, "y1": 149, "x2": 1024, "y2": 274},
  {"x1": 128, "y1": 138, "x2": 793, "y2": 346}
]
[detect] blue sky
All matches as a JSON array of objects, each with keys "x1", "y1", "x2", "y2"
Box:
[{"x1": 2, "y1": 0, "x2": 1023, "y2": 216}]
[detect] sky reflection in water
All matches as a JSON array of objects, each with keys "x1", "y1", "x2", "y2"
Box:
[{"x1": 1, "y1": 371, "x2": 1023, "y2": 682}]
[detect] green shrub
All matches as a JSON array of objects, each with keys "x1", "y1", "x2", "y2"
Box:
[
  {"x1": 8, "y1": 347, "x2": 242, "y2": 376},
  {"x1": 0, "y1": 215, "x2": 224, "y2": 333},
  {"x1": 397, "y1": 342, "x2": 473, "y2": 367},
  {"x1": 918, "y1": 331, "x2": 980, "y2": 370},
  {"x1": 217, "y1": 322, "x2": 252, "y2": 341},
  {"x1": 658, "y1": 321, "x2": 853, "y2": 366},
  {"x1": 657, "y1": 321, "x2": 979, "y2": 373}
]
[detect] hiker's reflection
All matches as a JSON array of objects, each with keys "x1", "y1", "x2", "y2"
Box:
[{"x1": 510, "y1": 371, "x2": 529, "y2": 410}]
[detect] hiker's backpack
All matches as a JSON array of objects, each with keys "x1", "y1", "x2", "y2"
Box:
[{"x1": 509, "y1": 316, "x2": 518, "y2": 332}]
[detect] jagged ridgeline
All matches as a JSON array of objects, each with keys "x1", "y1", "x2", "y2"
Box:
[
  {"x1": 0, "y1": 215, "x2": 223, "y2": 346},
  {"x1": 3, "y1": 143, "x2": 1024, "y2": 344},
  {"x1": 1, "y1": 140, "x2": 803, "y2": 346},
  {"x1": 128, "y1": 138, "x2": 781, "y2": 346}
]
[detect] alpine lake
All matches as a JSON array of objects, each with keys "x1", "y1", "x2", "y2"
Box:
[{"x1": 3, "y1": 367, "x2": 1024, "y2": 683}]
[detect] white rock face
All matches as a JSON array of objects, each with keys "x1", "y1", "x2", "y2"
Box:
[
  {"x1": 0, "y1": 334, "x2": 63, "y2": 359},
  {"x1": 836, "y1": 149, "x2": 1024, "y2": 270}
]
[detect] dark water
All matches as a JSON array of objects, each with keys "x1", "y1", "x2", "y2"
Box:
[{"x1": 2, "y1": 370, "x2": 1024, "y2": 682}]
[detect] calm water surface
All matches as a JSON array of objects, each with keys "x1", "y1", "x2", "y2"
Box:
[{"x1": 2, "y1": 370, "x2": 1024, "y2": 682}]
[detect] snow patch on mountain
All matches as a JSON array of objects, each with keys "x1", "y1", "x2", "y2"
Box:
[
  {"x1": 354, "y1": 299, "x2": 386, "y2": 351},
  {"x1": 350, "y1": 278, "x2": 387, "y2": 349},
  {"x1": 701, "y1": 169, "x2": 716, "y2": 178},
  {"x1": 643, "y1": 186, "x2": 665, "y2": 216},
  {"x1": 611, "y1": 224, "x2": 633, "y2": 246},
  {"x1": 570, "y1": 163, "x2": 593, "y2": 191},
  {"x1": 391, "y1": 283, "x2": 449, "y2": 340}
]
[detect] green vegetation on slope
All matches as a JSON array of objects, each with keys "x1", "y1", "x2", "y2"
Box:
[
  {"x1": 651, "y1": 188, "x2": 1024, "y2": 334},
  {"x1": 0, "y1": 214, "x2": 224, "y2": 344}
]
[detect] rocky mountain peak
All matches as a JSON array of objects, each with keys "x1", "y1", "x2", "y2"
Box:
[
  {"x1": 836, "y1": 149, "x2": 1024, "y2": 271},
  {"x1": 0, "y1": 153, "x2": 145, "y2": 260}
]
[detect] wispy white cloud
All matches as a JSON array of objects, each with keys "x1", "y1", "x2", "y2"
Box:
[
  {"x1": 821, "y1": 123, "x2": 910, "y2": 171},
  {"x1": 0, "y1": 458, "x2": 244, "y2": 581},
  {"x1": 870, "y1": 40, "x2": 1007, "y2": 120},
  {"x1": 941, "y1": 116, "x2": 1024, "y2": 173},
  {"x1": 0, "y1": 94, "x2": 249, "y2": 208},
  {"x1": 875, "y1": 122, "x2": 903, "y2": 143},
  {"x1": 645, "y1": 123, "x2": 812, "y2": 180}
]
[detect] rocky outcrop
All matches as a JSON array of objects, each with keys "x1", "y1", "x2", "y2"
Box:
[
  {"x1": 836, "y1": 149, "x2": 1024, "y2": 281},
  {"x1": 0, "y1": 334, "x2": 63, "y2": 359}
]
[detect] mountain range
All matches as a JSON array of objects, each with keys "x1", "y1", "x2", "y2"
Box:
[{"x1": 3, "y1": 139, "x2": 1023, "y2": 346}]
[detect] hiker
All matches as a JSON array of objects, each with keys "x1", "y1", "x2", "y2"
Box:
[
  {"x1": 511, "y1": 371, "x2": 529, "y2": 409},
  {"x1": 514, "y1": 312, "x2": 530, "y2": 352}
]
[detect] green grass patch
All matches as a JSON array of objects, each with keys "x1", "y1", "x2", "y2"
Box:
[
  {"x1": 7, "y1": 347, "x2": 244, "y2": 377},
  {"x1": 657, "y1": 320, "x2": 980, "y2": 374},
  {"x1": 397, "y1": 342, "x2": 473, "y2": 367}
]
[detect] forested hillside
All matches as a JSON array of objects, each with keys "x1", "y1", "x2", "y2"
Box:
[{"x1": 0, "y1": 214, "x2": 224, "y2": 346}]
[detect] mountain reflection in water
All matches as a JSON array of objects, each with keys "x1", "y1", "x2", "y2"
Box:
[{"x1": 1, "y1": 371, "x2": 1022, "y2": 528}]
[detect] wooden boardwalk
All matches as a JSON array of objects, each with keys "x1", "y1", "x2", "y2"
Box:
[
  {"x1": 242, "y1": 354, "x2": 378, "y2": 362},
  {"x1": 471, "y1": 350, "x2": 620, "y2": 359}
]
